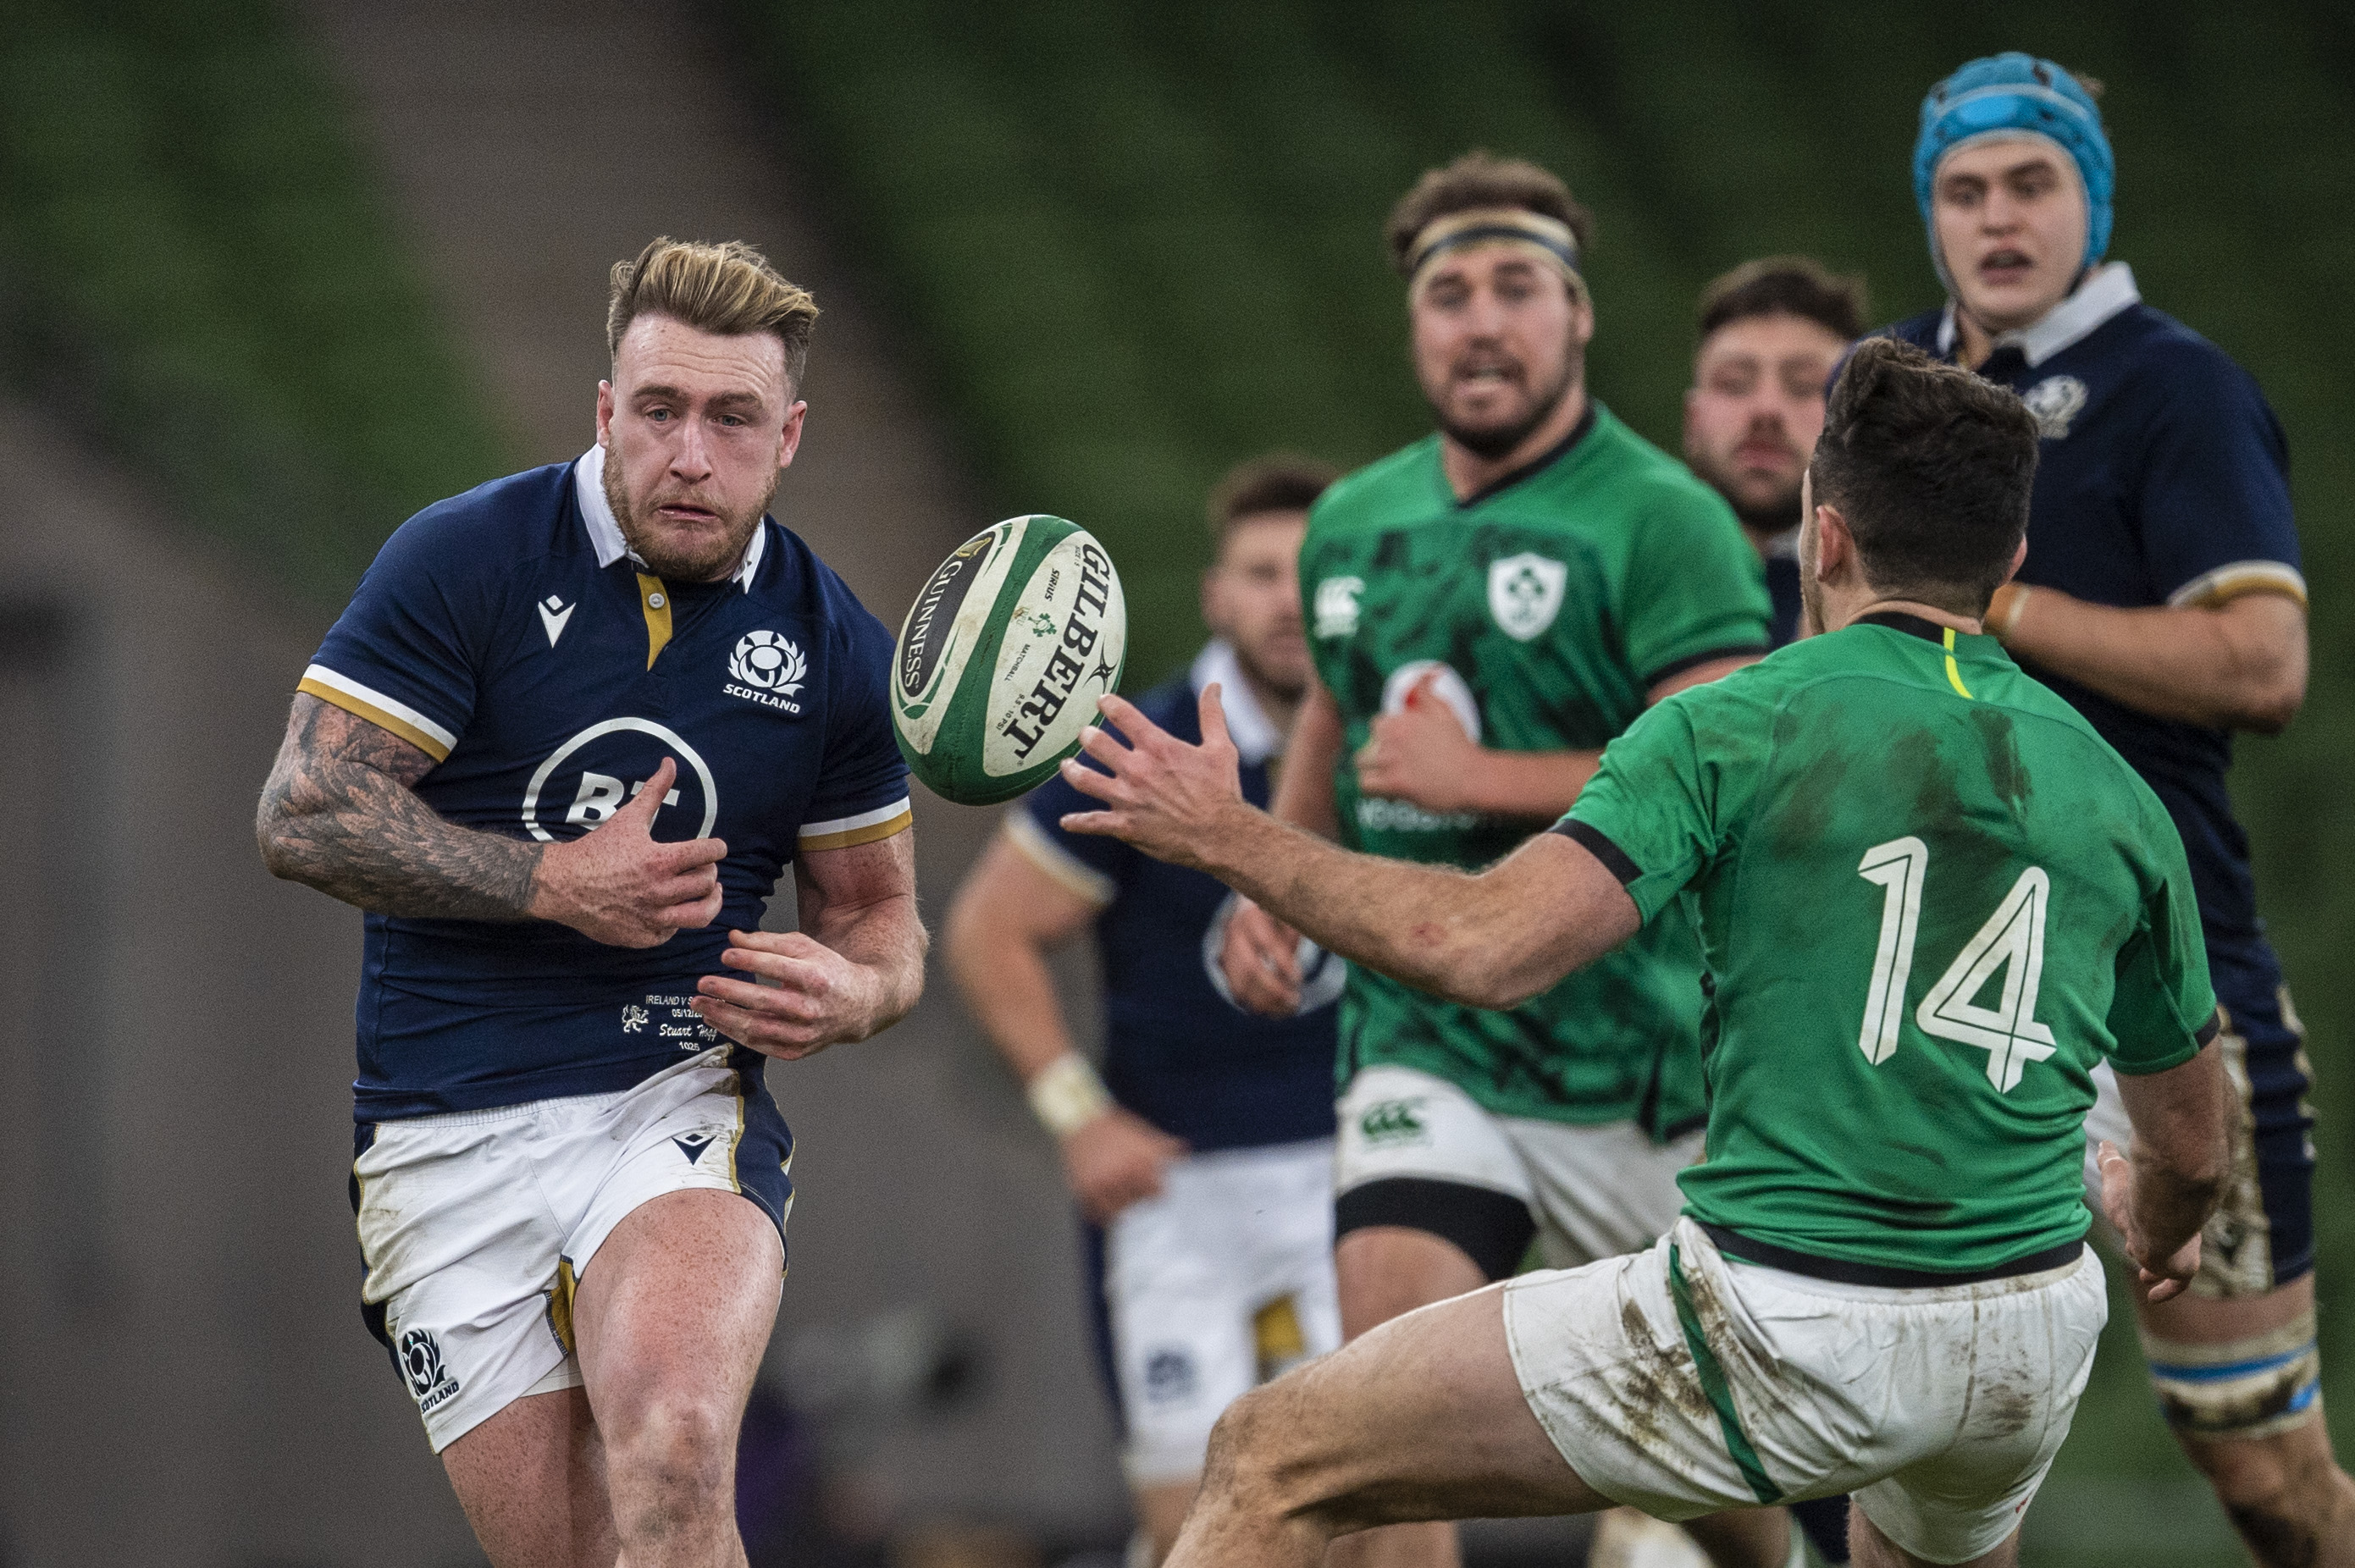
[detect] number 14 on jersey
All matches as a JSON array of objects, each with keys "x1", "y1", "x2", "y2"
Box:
[{"x1": 1855, "y1": 836, "x2": 2057, "y2": 1093}]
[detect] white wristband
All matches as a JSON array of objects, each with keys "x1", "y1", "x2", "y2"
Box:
[{"x1": 1027, "y1": 1053, "x2": 1113, "y2": 1136}]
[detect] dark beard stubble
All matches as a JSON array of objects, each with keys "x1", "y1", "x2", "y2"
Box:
[
  {"x1": 1435, "y1": 357, "x2": 1578, "y2": 461},
  {"x1": 603, "y1": 452, "x2": 777, "y2": 582}
]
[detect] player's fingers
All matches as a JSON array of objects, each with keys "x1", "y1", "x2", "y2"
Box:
[
  {"x1": 657, "y1": 835, "x2": 731, "y2": 872},
  {"x1": 1197, "y1": 682, "x2": 1235, "y2": 755},
  {"x1": 1060, "y1": 754, "x2": 1124, "y2": 800},
  {"x1": 1077, "y1": 724, "x2": 1144, "y2": 773},
  {"x1": 1095, "y1": 693, "x2": 1161, "y2": 747},
  {"x1": 1056, "y1": 808, "x2": 1126, "y2": 838},
  {"x1": 660, "y1": 884, "x2": 723, "y2": 931},
  {"x1": 718, "y1": 942, "x2": 833, "y2": 990},
  {"x1": 696, "y1": 972, "x2": 824, "y2": 1018},
  {"x1": 618, "y1": 758, "x2": 678, "y2": 825}
]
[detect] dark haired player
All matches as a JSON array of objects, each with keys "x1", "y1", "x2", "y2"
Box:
[
  {"x1": 1061, "y1": 337, "x2": 2225, "y2": 1568},
  {"x1": 1683, "y1": 257, "x2": 1866, "y2": 645},
  {"x1": 946, "y1": 455, "x2": 1345, "y2": 1565},
  {"x1": 1683, "y1": 258, "x2": 1872, "y2": 1567},
  {"x1": 1217, "y1": 150, "x2": 1779, "y2": 1568},
  {"x1": 257, "y1": 238, "x2": 923, "y2": 1567},
  {"x1": 1891, "y1": 55, "x2": 2351, "y2": 1566}
]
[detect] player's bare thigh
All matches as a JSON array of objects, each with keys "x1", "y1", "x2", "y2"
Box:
[
  {"x1": 1169, "y1": 1284, "x2": 1608, "y2": 1567},
  {"x1": 575, "y1": 1187, "x2": 782, "y2": 1444},
  {"x1": 441, "y1": 1190, "x2": 782, "y2": 1566}
]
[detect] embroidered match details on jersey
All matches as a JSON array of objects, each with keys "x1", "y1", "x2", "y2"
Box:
[
  {"x1": 302, "y1": 446, "x2": 910, "y2": 1118},
  {"x1": 1562, "y1": 615, "x2": 2217, "y2": 1274},
  {"x1": 1302, "y1": 405, "x2": 1771, "y2": 1130}
]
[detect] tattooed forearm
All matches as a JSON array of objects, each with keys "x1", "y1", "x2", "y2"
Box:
[{"x1": 256, "y1": 694, "x2": 544, "y2": 920}]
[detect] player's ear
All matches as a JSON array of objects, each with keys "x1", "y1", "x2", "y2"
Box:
[
  {"x1": 777, "y1": 400, "x2": 808, "y2": 472},
  {"x1": 1811, "y1": 502, "x2": 1853, "y2": 580},
  {"x1": 2001, "y1": 535, "x2": 2029, "y2": 585},
  {"x1": 595, "y1": 380, "x2": 616, "y2": 444}
]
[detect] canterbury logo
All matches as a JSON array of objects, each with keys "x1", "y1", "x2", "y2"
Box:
[{"x1": 1357, "y1": 1100, "x2": 1428, "y2": 1142}]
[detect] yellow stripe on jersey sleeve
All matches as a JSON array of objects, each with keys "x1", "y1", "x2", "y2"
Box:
[
  {"x1": 296, "y1": 664, "x2": 458, "y2": 761},
  {"x1": 2166, "y1": 560, "x2": 2309, "y2": 610},
  {"x1": 798, "y1": 798, "x2": 913, "y2": 852},
  {"x1": 1003, "y1": 808, "x2": 1117, "y2": 907}
]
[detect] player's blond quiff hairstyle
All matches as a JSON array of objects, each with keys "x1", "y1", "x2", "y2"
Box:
[{"x1": 606, "y1": 238, "x2": 820, "y2": 384}]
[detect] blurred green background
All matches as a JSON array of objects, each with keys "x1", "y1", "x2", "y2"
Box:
[{"x1": 7, "y1": 2, "x2": 2348, "y2": 1561}]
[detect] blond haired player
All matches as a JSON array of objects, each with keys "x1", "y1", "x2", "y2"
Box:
[{"x1": 258, "y1": 238, "x2": 923, "y2": 1567}]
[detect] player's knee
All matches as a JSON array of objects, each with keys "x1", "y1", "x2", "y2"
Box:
[
  {"x1": 607, "y1": 1394, "x2": 736, "y2": 1516},
  {"x1": 1202, "y1": 1386, "x2": 1307, "y2": 1512}
]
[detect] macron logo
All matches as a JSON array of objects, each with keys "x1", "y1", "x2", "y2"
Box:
[{"x1": 538, "y1": 595, "x2": 576, "y2": 648}]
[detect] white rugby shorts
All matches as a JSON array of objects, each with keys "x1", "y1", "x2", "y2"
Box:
[
  {"x1": 1104, "y1": 1137, "x2": 1341, "y2": 1484},
  {"x1": 351, "y1": 1048, "x2": 793, "y2": 1452},
  {"x1": 1506, "y1": 1218, "x2": 2105, "y2": 1564},
  {"x1": 1335, "y1": 1065, "x2": 1701, "y2": 1268}
]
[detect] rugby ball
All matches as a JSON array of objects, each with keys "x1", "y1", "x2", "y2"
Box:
[{"x1": 892, "y1": 516, "x2": 1128, "y2": 805}]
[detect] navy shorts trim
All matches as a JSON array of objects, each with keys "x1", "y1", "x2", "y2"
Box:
[{"x1": 730, "y1": 1062, "x2": 796, "y2": 1262}]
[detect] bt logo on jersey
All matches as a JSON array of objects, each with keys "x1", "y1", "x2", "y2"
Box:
[{"x1": 521, "y1": 719, "x2": 720, "y2": 842}]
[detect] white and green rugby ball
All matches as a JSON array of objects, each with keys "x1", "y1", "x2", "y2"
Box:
[{"x1": 893, "y1": 516, "x2": 1127, "y2": 806}]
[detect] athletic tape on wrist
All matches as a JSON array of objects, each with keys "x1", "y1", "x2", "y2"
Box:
[{"x1": 1028, "y1": 1053, "x2": 1113, "y2": 1137}]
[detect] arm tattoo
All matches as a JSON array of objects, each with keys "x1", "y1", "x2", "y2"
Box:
[{"x1": 255, "y1": 694, "x2": 544, "y2": 920}]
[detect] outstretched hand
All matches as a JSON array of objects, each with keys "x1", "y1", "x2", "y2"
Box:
[
  {"x1": 529, "y1": 757, "x2": 727, "y2": 947},
  {"x1": 1059, "y1": 685, "x2": 1254, "y2": 870},
  {"x1": 2098, "y1": 1138, "x2": 2202, "y2": 1304}
]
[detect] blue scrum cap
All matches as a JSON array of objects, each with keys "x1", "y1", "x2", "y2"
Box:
[{"x1": 1914, "y1": 53, "x2": 2115, "y2": 277}]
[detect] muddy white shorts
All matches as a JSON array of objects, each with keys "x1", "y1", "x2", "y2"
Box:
[
  {"x1": 1104, "y1": 1136, "x2": 1342, "y2": 1484},
  {"x1": 351, "y1": 1048, "x2": 793, "y2": 1452},
  {"x1": 1334, "y1": 1064, "x2": 1702, "y2": 1278},
  {"x1": 1505, "y1": 1217, "x2": 2106, "y2": 1564}
]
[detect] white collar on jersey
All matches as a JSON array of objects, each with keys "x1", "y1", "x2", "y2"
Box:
[
  {"x1": 573, "y1": 444, "x2": 766, "y2": 591},
  {"x1": 1938, "y1": 261, "x2": 2139, "y2": 369},
  {"x1": 1190, "y1": 640, "x2": 1285, "y2": 767},
  {"x1": 1940, "y1": 266, "x2": 2148, "y2": 372}
]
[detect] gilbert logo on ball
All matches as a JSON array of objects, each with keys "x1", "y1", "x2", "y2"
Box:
[{"x1": 893, "y1": 516, "x2": 1127, "y2": 805}]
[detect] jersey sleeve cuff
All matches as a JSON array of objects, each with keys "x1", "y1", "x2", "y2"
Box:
[
  {"x1": 2167, "y1": 560, "x2": 2308, "y2": 610},
  {"x1": 1003, "y1": 810, "x2": 1117, "y2": 907},
  {"x1": 1553, "y1": 820, "x2": 1641, "y2": 886},
  {"x1": 797, "y1": 798, "x2": 912, "y2": 851},
  {"x1": 297, "y1": 664, "x2": 458, "y2": 762},
  {"x1": 1640, "y1": 643, "x2": 1768, "y2": 691}
]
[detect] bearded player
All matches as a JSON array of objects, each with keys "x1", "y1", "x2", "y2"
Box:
[
  {"x1": 1889, "y1": 56, "x2": 2351, "y2": 1566},
  {"x1": 1219, "y1": 152, "x2": 1783, "y2": 1568},
  {"x1": 257, "y1": 238, "x2": 924, "y2": 1568},
  {"x1": 1683, "y1": 257, "x2": 1865, "y2": 647},
  {"x1": 1064, "y1": 336, "x2": 2227, "y2": 1568}
]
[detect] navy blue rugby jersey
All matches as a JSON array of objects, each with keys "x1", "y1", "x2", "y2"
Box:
[
  {"x1": 300, "y1": 446, "x2": 911, "y2": 1118},
  {"x1": 1889, "y1": 264, "x2": 2302, "y2": 967},
  {"x1": 1011, "y1": 644, "x2": 1339, "y2": 1151}
]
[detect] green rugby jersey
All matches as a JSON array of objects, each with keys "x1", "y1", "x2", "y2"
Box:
[
  {"x1": 1563, "y1": 613, "x2": 2217, "y2": 1274},
  {"x1": 1303, "y1": 406, "x2": 1770, "y2": 1128}
]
